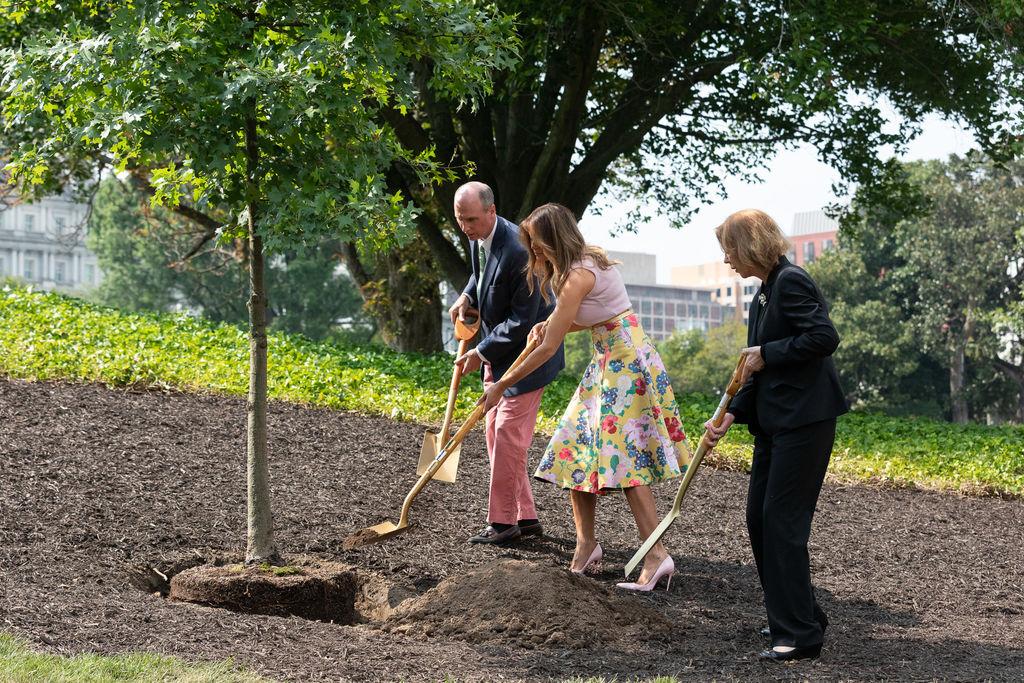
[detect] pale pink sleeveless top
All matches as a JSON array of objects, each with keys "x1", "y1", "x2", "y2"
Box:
[{"x1": 571, "y1": 259, "x2": 632, "y2": 327}]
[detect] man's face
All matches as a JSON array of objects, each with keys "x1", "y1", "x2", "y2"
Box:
[{"x1": 454, "y1": 194, "x2": 496, "y2": 242}]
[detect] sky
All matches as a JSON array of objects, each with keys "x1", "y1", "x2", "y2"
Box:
[{"x1": 580, "y1": 113, "x2": 979, "y2": 283}]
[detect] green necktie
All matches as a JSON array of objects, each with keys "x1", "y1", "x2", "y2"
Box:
[{"x1": 476, "y1": 243, "x2": 487, "y2": 301}]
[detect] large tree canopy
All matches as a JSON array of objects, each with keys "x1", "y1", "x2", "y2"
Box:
[
  {"x1": 371, "y1": 0, "x2": 1024, "y2": 297},
  {"x1": 1, "y1": 0, "x2": 516, "y2": 561},
  {"x1": 811, "y1": 153, "x2": 1024, "y2": 423},
  {"x1": 6, "y1": 1, "x2": 1023, "y2": 353}
]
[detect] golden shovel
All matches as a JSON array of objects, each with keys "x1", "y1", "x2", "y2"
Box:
[
  {"x1": 344, "y1": 327, "x2": 548, "y2": 548},
  {"x1": 416, "y1": 311, "x2": 480, "y2": 482},
  {"x1": 623, "y1": 355, "x2": 747, "y2": 578},
  {"x1": 344, "y1": 332, "x2": 542, "y2": 549}
]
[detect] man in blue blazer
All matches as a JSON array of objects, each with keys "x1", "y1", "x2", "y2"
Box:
[{"x1": 449, "y1": 181, "x2": 565, "y2": 545}]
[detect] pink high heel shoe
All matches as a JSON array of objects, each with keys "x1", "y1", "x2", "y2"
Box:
[
  {"x1": 616, "y1": 555, "x2": 674, "y2": 592},
  {"x1": 570, "y1": 543, "x2": 602, "y2": 574}
]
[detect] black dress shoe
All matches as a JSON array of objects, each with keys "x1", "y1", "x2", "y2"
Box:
[
  {"x1": 517, "y1": 521, "x2": 543, "y2": 537},
  {"x1": 758, "y1": 644, "x2": 822, "y2": 662},
  {"x1": 468, "y1": 524, "x2": 521, "y2": 545}
]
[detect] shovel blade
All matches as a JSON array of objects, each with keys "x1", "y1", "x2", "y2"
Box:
[
  {"x1": 417, "y1": 430, "x2": 460, "y2": 482},
  {"x1": 342, "y1": 520, "x2": 411, "y2": 549}
]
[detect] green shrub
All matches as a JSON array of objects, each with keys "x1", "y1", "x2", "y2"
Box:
[{"x1": 2, "y1": 286, "x2": 1021, "y2": 496}]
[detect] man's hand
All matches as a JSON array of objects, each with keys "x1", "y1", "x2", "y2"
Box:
[
  {"x1": 448, "y1": 294, "x2": 471, "y2": 326},
  {"x1": 455, "y1": 348, "x2": 483, "y2": 377},
  {"x1": 702, "y1": 411, "x2": 736, "y2": 448}
]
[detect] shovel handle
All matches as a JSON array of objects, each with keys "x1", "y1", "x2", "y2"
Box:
[
  {"x1": 623, "y1": 353, "x2": 748, "y2": 578},
  {"x1": 698, "y1": 354, "x2": 747, "y2": 451},
  {"x1": 397, "y1": 334, "x2": 541, "y2": 527},
  {"x1": 454, "y1": 308, "x2": 481, "y2": 341},
  {"x1": 440, "y1": 337, "x2": 471, "y2": 439},
  {"x1": 439, "y1": 310, "x2": 481, "y2": 440},
  {"x1": 431, "y1": 333, "x2": 540, "y2": 465}
]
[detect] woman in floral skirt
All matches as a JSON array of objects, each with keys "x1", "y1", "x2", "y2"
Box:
[{"x1": 478, "y1": 203, "x2": 689, "y2": 591}]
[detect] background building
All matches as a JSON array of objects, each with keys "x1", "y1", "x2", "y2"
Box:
[
  {"x1": 0, "y1": 193, "x2": 99, "y2": 292},
  {"x1": 670, "y1": 210, "x2": 839, "y2": 324},
  {"x1": 787, "y1": 210, "x2": 839, "y2": 267},
  {"x1": 669, "y1": 260, "x2": 759, "y2": 325},
  {"x1": 607, "y1": 250, "x2": 656, "y2": 286},
  {"x1": 609, "y1": 251, "x2": 721, "y2": 341}
]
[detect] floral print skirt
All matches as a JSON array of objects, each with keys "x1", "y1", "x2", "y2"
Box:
[{"x1": 534, "y1": 311, "x2": 689, "y2": 493}]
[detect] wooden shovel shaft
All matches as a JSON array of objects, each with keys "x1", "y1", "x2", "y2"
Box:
[
  {"x1": 623, "y1": 354, "x2": 747, "y2": 577},
  {"x1": 394, "y1": 335, "x2": 539, "y2": 528},
  {"x1": 438, "y1": 309, "x2": 480, "y2": 439},
  {"x1": 439, "y1": 337, "x2": 471, "y2": 440}
]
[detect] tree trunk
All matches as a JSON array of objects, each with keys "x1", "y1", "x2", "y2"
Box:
[
  {"x1": 993, "y1": 357, "x2": 1024, "y2": 424},
  {"x1": 243, "y1": 107, "x2": 279, "y2": 565},
  {"x1": 949, "y1": 344, "x2": 969, "y2": 423},
  {"x1": 341, "y1": 238, "x2": 442, "y2": 353}
]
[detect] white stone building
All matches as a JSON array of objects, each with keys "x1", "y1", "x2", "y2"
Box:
[{"x1": 0, "y1": 193, "x2": 100, "y2": 292}]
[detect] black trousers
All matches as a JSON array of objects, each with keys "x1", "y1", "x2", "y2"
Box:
[{"x1": 747, "y1": 418, "x2": 835, "y2": 648}]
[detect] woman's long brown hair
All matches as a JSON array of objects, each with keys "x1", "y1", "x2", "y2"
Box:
[{"x1": 519, "y1": 203, "x2": 618, "y2": 302}]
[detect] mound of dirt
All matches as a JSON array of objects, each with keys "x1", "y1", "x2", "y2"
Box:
[{"x1": 383, "y1": 558, "x2": 673, "y2": 649}]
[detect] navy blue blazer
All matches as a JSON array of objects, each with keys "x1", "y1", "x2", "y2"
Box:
[
  {"x1": 461, "y1": 215, "x2": 564, "y2": 396},
  {"x1": 728, "y1": 256, "x2": 848, "y2": 435}
]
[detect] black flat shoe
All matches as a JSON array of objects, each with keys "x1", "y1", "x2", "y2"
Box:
[
  {"x1": 758, "y1": 644, "x2": 822, "y2": 662},
  {"x1": 517, "y1": 521, "x2": 543, "y2": 537},
  {"x1": 467, "y1": 524, "x2": 521, "y2": 545}
]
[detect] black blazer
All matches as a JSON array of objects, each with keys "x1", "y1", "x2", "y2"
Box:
[
  {"x1": 461, "y1": 215, "x2": 564, "y2": 396},
  {"x1": 728, "y1": 256, "x2": 848, "y2": 436}
]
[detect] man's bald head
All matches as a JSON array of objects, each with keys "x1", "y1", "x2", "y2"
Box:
[
  {"x1": 455, "y1": 182, "x2": 494, "y2": 211},
  {"x1": 454, "y1": 181, "x2": 497, "y2": 241}
]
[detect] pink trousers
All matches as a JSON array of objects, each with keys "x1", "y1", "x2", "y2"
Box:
[{"x1": 483, "y1": 364, "x2": 544, "y2": 525}]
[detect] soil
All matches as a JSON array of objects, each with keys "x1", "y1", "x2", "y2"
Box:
[{"x1": 1, "y1": 376, "x2": 1023, "y2": 682}]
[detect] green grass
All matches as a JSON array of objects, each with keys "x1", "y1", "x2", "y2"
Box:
[
  {"x1": 0, "y1": 632, "x2": 269, "y2": 682},
  {"x1": 0, "y1": 629, "x2": 698, "y2": 683},
  {"x1": 1, "y1": 285, "x2": 1022, "y2": 496}
]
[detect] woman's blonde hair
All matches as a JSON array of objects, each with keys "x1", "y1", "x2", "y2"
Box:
[
  {"x1": 715, "y1": 209, "x2": 792, "y2": 274},
  {"x1": 519, "y1": 203, "x2": 618, "y2": 302}
]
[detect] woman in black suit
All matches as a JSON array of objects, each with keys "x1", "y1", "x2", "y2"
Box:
[{"x1": 704, "y1": 209, "x2": 848, "y2": 662}]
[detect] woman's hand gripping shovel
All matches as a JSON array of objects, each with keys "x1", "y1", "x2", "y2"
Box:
[
  {"x1": 415, "y1": 311, "x2": 480, "y2": 482},
  {"x1": 623, "y1": 355, "x2": 747, "y2": 577},
  {"x1": 344, "y1": 330, "x2": 542, "y2": 549}
]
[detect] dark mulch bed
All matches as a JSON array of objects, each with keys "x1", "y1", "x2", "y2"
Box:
[{"x1": 1, "y1": 377, "x2": 1022, "y2": 682}]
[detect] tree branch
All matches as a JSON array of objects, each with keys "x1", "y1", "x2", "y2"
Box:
[
  {"x1": 129, "y1": 171, "x2": 224, "y2": 260},
  {"x1": 339, "y1": 240, "x2": 371, "y2": 290},
  {"x1": 993, "y1": 356, "x2": 1023, "y2": 382},
  {"x1": 653, "y1": 122, "x2": 809, "y2": 146},
  {"x1": 516, "y1": 9, "x2": 607, "y2": 219},
  {"x1": 566, "y1": 51, "x2": 743, "y2": 212}
]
